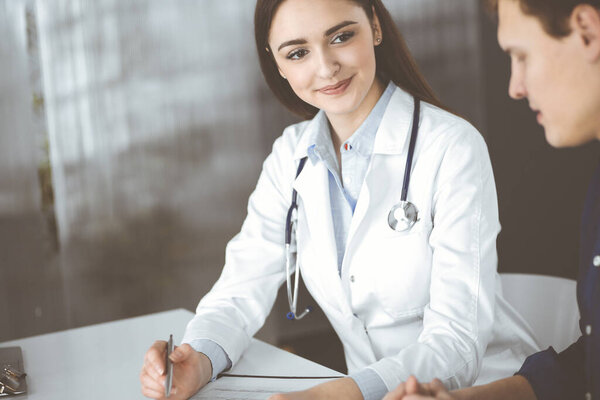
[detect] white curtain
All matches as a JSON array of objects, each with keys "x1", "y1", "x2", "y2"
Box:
[{"x1": 0, "y1": 0, "x2": 41, "y2": 214}]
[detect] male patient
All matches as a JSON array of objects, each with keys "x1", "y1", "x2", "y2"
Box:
[{"x1": 384, "y1": 0, "x2": 600, "y2": 399}]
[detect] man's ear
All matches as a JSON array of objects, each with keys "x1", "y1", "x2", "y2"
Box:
[{"x1": 571, "y1": 4, "x2": 600, "y2": 62}]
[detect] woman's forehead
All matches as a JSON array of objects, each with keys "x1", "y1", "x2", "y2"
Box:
[{"x1": 269, "y1": 0, "x2": 367, "y2": 42}]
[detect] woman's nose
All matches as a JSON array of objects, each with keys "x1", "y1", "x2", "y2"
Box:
[{"x1": 315, "y1": 49, "x2": 340, "y2": 79}]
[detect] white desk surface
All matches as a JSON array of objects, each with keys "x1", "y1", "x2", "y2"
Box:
[{"x1": 0, "y1": 309, "x2": 341, "y2": 399}]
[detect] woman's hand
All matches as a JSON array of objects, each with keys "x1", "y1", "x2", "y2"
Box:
[
  {"x1": 267, "y1": 377, "x2": 362, "y2": 400},
  {"x1": 140, "y1": 341, "x2": 212, "y2": 399},
  {"x1": 383, "y1": 376, "x2": 455, "y2": 400}
]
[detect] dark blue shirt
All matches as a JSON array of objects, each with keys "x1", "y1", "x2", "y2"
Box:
[{"x1": 517, "y1": 161, "x2": 600, "y2": 400}]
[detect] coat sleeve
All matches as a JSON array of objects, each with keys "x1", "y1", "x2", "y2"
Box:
[
  {"x1": 181, "y1": 129, "x2": 297, "y2": 365},
  {"x1": 368, "y1": 120, "x2": 502, "y2": 390}
]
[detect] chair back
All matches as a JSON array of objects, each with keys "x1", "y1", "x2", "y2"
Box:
[{"x1": 500, "y1": 273, "x2": 580, "y2": 352}]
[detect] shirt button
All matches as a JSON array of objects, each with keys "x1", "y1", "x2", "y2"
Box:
[
  {"x1": 350, "y1": 275, "x2": 355, "y2": 283},
  {"x1": 585, "y1": 392, "x2": 592, "y2": 400},
  {"x1": 586, "y1": 325, "x2": 592, "y2": 336},
  {"x1": 594, "y1": 255, "x2": 600, "y2": 267},
  {"x1": 345, "y1": 176, "x2": 353, "y2": 184}
]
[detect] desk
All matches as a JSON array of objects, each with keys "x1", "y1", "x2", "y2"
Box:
[{"x1": 0, "y1": 309, "x2": 341, "y2": 399}]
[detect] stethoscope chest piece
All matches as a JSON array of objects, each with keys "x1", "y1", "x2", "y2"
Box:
[{"x1": 388, "y1": 200, "x2": 419, "y2": 232}]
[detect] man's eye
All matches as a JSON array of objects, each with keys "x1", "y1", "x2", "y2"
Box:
[
  {"x1": 287, "y1": 49, "x2": 309, "y2": 60},
  {"x1": 331, "y1": 31, "x2": 355, "y2": 44}
]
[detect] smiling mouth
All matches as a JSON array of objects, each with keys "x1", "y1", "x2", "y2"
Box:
[{"x1": 318, "y1": 76, "x2": 353, "y2": 95}]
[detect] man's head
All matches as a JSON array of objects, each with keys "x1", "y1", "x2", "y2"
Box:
[{"x1": 490, "y1": 0, "x2": 600, "y2": 147}]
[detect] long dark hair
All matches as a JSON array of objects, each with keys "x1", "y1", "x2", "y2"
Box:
[{"x1": 254, "y1": 0, "x2": 445, "y2": 120}]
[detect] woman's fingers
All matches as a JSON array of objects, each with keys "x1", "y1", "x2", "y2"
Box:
[
  {"x1": 170, "y1": 343, "x2": 193, "y2": 363},
  {"x1": 405, "y1": 376, "x2": 421, "y2": 394},
  {"x1": 429, "y1": 378, "x2": 448, "y2": 394},
  {"x1": 141, "y1": 368, "x2": 165, "y2": 391},
  {"x1": 382, "y1": 382, "x2": 407, "y2": 400},
  {"x1": 141, "y1": 340, "x2": 169, "y2": 399},
  {"x1": 148, "y1": 340, "x2": 167, "y2": 374},
  {"x1": 140, "y1": 368, "x2": 166, "y2": 399}
]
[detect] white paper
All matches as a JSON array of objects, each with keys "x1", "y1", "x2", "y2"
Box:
[{"x1": 192, "y1": 377, "x2": 338, "y2": 400}]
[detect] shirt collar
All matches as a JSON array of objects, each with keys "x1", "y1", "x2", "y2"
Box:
[
  {"x1": 297, "y1": 81, "x2": 397, "y2": 163},
  {"x1": 347, "y1": 80, "x2": 395, "y2": 158}
]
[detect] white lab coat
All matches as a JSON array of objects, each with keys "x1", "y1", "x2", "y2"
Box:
[{"x1": 182, "y1": 87, "x2": 539, "y2": 391}]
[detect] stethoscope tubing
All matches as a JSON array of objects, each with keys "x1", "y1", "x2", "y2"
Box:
[
  {"x1": 401, "y1": 97, "x2": 420, "y2": 202},
  {"x1": 285, "y1": 157, "x2": 307, "y2": 245}
]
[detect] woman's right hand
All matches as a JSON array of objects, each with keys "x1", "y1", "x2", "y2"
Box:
[{"x1": 140, "y1": 341, "x2": 212, "y2": 399}]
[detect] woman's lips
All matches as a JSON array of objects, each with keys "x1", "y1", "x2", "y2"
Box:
[{"x1": 318, "y1": 76, "x2": 353, "y2": 95}]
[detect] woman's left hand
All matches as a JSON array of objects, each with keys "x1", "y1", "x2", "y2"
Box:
[
  {"x1": 267, "y1": 377, "x2": 363, "y2": 400},
  {"x1": 383, "y1": 376, "x2": 454, "y2": 400}
]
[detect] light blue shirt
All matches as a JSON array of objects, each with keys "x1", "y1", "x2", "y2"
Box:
[{"x1": 190, "y1": 82, "x2": 396, "y2": 400}]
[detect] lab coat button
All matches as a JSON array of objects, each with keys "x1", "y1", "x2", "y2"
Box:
[
  {"x1": 350, "y1": 275, "x2": 355, "y2": 283},
  {"x1": 586, "y1": 325, "x2": 592, "y2": 336},
  {"x1": 593, "y1": 255, "x2": 600, "y2": 267}
]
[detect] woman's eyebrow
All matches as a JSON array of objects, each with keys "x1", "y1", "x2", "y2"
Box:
[
  {"x1": 277, "y1": 20, "x2": 358, "y2": 52},
  {"x1": 324, "y1": 20, "x2": 357, "y2": 37}
]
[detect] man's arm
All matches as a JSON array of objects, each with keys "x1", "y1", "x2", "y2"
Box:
[{"x1": 448, "y1": 375, "x2": 536, "y2": 400}]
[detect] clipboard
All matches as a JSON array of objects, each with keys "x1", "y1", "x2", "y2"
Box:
[{"x1": 0, "y1": 347, "x2": 27, "y2": 396}]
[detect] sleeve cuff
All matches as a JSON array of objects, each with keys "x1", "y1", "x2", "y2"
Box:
[
  {"x1": 186, "y1": 339, "x2": 232, "y2": 381},
  {"x1": 350, "y1": 367, "x2": 389, "y2": 400},
  {"x1": 515, "y1": 347, "x2": 565, "y2": 400}
]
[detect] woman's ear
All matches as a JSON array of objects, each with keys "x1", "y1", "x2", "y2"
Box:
[
  {"x1": 278, "y1": 67, "x2": 287, "y2": 80},
  {"x1": 371, "y1": 5, "x2": 383, "y2": 46},
  {"x1": 571, "y1": 4, "x2": 600, "y2": 62}
]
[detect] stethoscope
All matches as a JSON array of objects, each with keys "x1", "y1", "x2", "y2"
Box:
[{"x1": 284, "y1": 96, "x2": 421, "y2": 320}]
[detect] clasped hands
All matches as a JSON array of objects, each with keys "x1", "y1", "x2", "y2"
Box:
[{"x1": 382, "y1": 376, "x2": 455, "y2": 400}]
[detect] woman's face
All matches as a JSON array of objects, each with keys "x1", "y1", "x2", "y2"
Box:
[{"x1": 268, "y1": 0, "x2": 381, "y2": 117}]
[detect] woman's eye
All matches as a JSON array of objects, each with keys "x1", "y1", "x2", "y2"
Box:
[
  {"x1": 331, "y1": 31, "x2": 355, "y2": 44},
  {"x1": 287, "y1": 48, "x2": 309, "y2": 60}
]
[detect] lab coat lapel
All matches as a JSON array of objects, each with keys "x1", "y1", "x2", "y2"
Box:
[
  {"x1": 344, "y1": 87, "x2": 415, "y2": 256},
  {"x1": 291, "y1": 120, "x2": 353, "y2": 315}
]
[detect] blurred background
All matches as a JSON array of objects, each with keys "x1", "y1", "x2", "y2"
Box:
[{"x1": 1, "y1": 0, "x2": 598, "y2": 373}]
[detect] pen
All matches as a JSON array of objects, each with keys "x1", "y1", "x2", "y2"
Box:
[{"x1": 165, "y1": 334, "x2": 174, "y2": 398}]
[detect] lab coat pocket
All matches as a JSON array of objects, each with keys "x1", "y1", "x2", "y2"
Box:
[{"x1": 371, "y1": 223, "x2": 433, "y2": 319}]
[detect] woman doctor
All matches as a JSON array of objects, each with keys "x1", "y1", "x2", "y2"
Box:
[{"x1": 140, "y1": 0, "x2": 539, "y2": 399}]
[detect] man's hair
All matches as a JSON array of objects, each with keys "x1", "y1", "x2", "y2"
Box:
[{"x1": 487, "y1": 0, "x2": 600, "y2": 37}]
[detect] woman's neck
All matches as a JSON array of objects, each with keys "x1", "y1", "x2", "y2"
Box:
[{"x1": 327, "y1": 78, "x2": 386, "y2": 165}]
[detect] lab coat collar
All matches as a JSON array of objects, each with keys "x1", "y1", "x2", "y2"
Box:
[
  {"x1": 292, "y1": 85, "x2": 416, "y2": 161},
  {"x1": 293, "y1": 110, "x2": 328, "y2": 161},
  {"x1": 372, "y1": 86, "x2": 416, "y2": 155}
]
